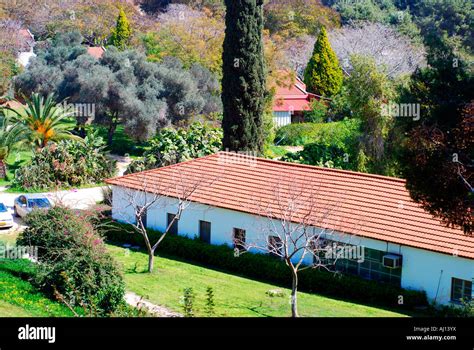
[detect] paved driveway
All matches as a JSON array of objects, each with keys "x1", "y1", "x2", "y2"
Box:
[{"x1": 0, "y1": 186, "x2": 106, "y2": 234}]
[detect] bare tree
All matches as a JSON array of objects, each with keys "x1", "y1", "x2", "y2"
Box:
[
  {"x1": 234, "y1": 178, "x2": 362, "y2": 317},
  {"x1": 328, "y1": 22, "x2": 426, "y2": 78},
  {"x1": 111, "y1": 166, "x2": 217, "y2": 272}
]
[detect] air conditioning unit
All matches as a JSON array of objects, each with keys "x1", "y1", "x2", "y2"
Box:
[{"x1": 383, "y1": 254, "x2": 402, "y2": 269}]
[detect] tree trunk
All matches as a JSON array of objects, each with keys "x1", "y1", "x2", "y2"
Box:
[
  {"x1": 0, "y1": 160, "x2": 6, "y2": 179},
  {"x1": 291, "y1": 269, "x2": 299, "y2": 318},
  {"x1": 148, "y1": 250, "x2": 155, "y2": 273},
  {"x1": 107, "y1": 121, "x2": 117, "y2": 146}
]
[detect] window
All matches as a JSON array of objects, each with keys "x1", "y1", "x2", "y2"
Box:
[
  {"x1": 199, "y1": 220, "x2": 211, "y2": 244},
  {"x1": 451, "y1": 278, "x2": 472, "y2": 303},
  {"x1": 313, "y1": 239, "x2": 402, "y2": 286},
  {"x1": 167, "y1": 213, "x2": 178, "y2": 235},
  {"x1": 268, "y1": 236, "x2": 282, "y2": 258},
  {"x1": 233, "y1": 228, "x2": 246, "y2": 251}
]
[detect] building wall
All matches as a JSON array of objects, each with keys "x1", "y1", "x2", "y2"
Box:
[
  {"x1": 111, "y1": 185, "x2": 474, "y2": 305},
  {"x1": 273, "y1": 111, "x2": 292, "y2": 128}
]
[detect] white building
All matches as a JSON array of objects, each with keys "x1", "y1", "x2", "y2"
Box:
[
  {"x1": 107, "y1": 152, "x2": 474, "y2": 306},
  {"x1": 17, "y1": 28, "x2": 36, "y2": 67}
]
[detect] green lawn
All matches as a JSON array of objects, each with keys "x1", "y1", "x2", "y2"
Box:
[
  {"x1": 0, "y1": 263, "x2": 76, "y2": 317},
  {"x1": 0, "y1": 150, "x2": 33, "y2": 187},
  {"x1": 108, "y1": 244, "x2": 409, "y2": 317}
]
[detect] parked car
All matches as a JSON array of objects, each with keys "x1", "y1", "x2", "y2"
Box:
[
  {"x1": 0, "y1": 202, "x2": 14, "y2": 228},
  {"x1": 13, "y1": 194, "x2": 53, "y2": 218}
]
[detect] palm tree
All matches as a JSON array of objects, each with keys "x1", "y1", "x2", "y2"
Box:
[
  {"x1": 0, "y1": 115, "x2": 27, "y2": 179},
  {"x1": 4, "y1": 93, "x2": 81, "y2": 149}
]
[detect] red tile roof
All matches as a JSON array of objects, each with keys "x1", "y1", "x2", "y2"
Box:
[
  {"x1": 106, "y1": 152, "x2": 474, "y2": 260},
  {"x1": 272, "y1": 72, "x2": 315, "y2": 112},
  {"x1": 87, "y1": 46, "x2": 106, "y2": 59}
]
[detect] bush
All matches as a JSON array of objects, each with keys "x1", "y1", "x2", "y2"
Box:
[
  {"x1": 126, "y1": 122, "x2": 222, "y2": 173},
  {"x1": 12, "y1": 132, "x2": 116, "y2": 191},
  {"x1": 104, "y1": 222, "x2": 428, "y2": 310},
  {"x1": 275, "y1": 119, "x2": 361, "y2": 146},
  {"x1": 304, "y1": 99, "x2": 328, "y2": 123},
  {"x1": 17, "y1": 207, "x2": 125, "y2": 316},
  {"x1": 282, "y1": 143, "x2": 353, "y2": 169}
]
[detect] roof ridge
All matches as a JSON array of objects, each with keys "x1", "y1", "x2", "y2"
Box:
[{"x1": 216, "y1": 151, "x2": 406, "y2": 184}]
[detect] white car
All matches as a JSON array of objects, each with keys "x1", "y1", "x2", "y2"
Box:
[
  {"x1": 13, "y1": 194, "x2": 53, "y2": 218},
  {"x1": 0, "y1": 202, "x2": 14, "y2": 228}
]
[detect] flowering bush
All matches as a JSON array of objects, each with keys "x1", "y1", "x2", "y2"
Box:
[
  {"x1": 17, "y1": 206, "x2": 125, "y2": 316},
  {"x1": 12, "y1": 132, "x2": 116, "y2": 191}
]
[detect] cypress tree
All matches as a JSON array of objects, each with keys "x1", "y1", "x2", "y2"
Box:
[
  {"x1": 304, "y1": 26, "x2": 343, "y2": 97},
  {"x1": 109, "y1": 7, "x2": 131, "y2": 50},
  {"x1": 221, "y1": 0, "x2": 266, "y2": 153}
]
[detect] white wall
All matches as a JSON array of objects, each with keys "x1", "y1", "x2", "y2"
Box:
[
  {"x1": 273, "y1": 111, "x2": 292, "y2": 128},
  {"x1": 111, "y1": 185, "x2": 474, "y2": 305}
]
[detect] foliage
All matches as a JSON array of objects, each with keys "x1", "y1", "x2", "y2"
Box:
[
  {"x1": 398, "y1": 38, "x2": 474, "y2": 234},
  {"x1": 14, "y1": 33, "x2": 221, "y2": 142},
  {"x1": 12, "y1": 132, "x2": 116, "y2": 191},
  {"x1": 0, "y1": 260, "x2": 80, "y2": 317},
  {"x1": 326, "y1": 0, "x2": 420, "y2": 40},
  {"x1": 126, "y1": 122, "x2": 222, "y2": 173},
  {"x1": 346, "y1": 55, "x2": 395, "y2": 174},
  {"x1": 1, "y1": 0, "x2": 141, "y2": 44},
  {"x1": 275, "y1": 119, "x2": 361, "y2": 147},
  {"x1": 304, "y1": 26, "x2": 343, "y2": 97},
  {"x1": 104, "y1": 222, "x2": 428, "y2": 310},
  {"x1": 5, "y1": 93, "x2": 80, "y2": 149},
  {"x1": 109, "y1": 7, "x2": 132, "y2": 50},
  {"x1": 16, "y1": 207, "x2": 125, "y2": 316},
  {"x1": 221, "y1": 0, "x2": 266, "y2": 154},
  {"x1": 182, "y1": 287, "x2": 195, "y2": 317},
  {"x1": 409, "y1": 0, "x2": 473, "y2": 52},
  {"x1": 143, "y1": 5, "x2": 225, "y2": 76},
  {"x1": 0, "y1": 51, "x2": 19, "y2": 96},
  {"x1": 304, "y1": 99, "x2": 328, "y2": 123},
  {"x1": 264, "y1": 0, "x2": 340, "y2": 39},
  {"x1": 205, "y1": 286, "x2": 215, "y2": 316},
  {"x1": 0, "y1": 114, "x2": 27, "y2": 177}
]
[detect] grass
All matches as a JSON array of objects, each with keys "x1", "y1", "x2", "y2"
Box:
[
  {"x1": 93, "y1": 125, "x2": 147, "y2": 157},
  {"x1": 107, "y1": 244, "x2": 410, "y2": 317},
  {"x1": 0, "y1": 262, "x2": 77, "y2": 317},
  {"x1": 0, "y1": 150, "x2": 33, "y2": 187},
  {"x1": 264, "y1": 145, "x2": 295, "y2": 159},
  {"x1": 0, "y1": 232, "x2": 76, "y2": 317}
]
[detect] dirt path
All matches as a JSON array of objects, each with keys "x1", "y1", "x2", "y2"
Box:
[{"x1": 125, "y1": 292, "x2": 182, "y2": 317}]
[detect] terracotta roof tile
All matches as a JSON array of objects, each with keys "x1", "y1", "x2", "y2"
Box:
[{"x1": 106, "y1": 152, "x2": 474, "y2": 260}]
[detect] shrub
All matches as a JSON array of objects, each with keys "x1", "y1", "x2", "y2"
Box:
[
  {"x1": 17, "y1": 207, "x2": 125, "y2": 316},
  {"x1": 104, "y1": 222, "x2": 428, "y2": 310},
  {"x1": 182, "y1": 287, "x2": 195, "y2": 317},
  {"x1": 304, "y1": 99, "x2": 328, "y2": 123},
  {"x1": 275, "y1": 119, "x2": 361, "y2": 147},
  {"x1": 282, "y1": 143, "x2": 353, "y2": 169},
  {"x1": 126, "y1": 122, "x2": 222, "y2": 173},
  {"x1": 12, "y1": 132, "x2": 116, "y2": 191}
]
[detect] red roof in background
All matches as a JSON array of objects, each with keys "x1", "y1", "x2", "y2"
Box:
[
  {"x1": 87, "y1": 46, "x2": 106, "y2": 59},
  {"x1": 273, "y1": 72, "x2": 314, "y2": 112},
  {"x1": 106, "y1": 152, "x2": 474, "y2": 260},
  {"x1": 18, "y1": 29, "x2": 33, "y2": 41}
]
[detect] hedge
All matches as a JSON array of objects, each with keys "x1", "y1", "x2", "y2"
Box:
[
  {"x1": 103, "y1": 222, "x2": 428, "y2": 311},
  {"x1": 275, "y1": 119, "x2": 361, "y2": 146}
]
